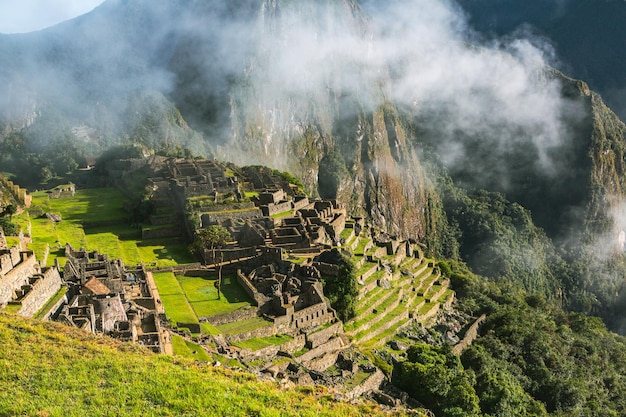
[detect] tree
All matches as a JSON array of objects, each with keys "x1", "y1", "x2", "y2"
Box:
[
  {"x1": 190, "y1": 225, "x2": 232, "y2": 255},
  {"x1": 1, "y1": 204, "x2": 16, "y2": 218},
  {"x1": 189, "y1": 225, "x2": 232, "y2": 299},
  {"x1": 393, "y1": 344, "x2": 481, "y2": 417},
  {"x1": 314, "y1": 248, "x2": 359, "y2": 321},
  {"x1": 0, "y1": 205, "x2": 18, "y2": 235}
]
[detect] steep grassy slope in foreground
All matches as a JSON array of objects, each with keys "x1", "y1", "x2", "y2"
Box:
[{"x1": 0, "y1": 314, "x2": 406, "y2": 417}]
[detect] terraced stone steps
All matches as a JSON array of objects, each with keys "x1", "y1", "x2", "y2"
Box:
[
  {"x1": 350, "y1": 271, "x2": 430, "y2": 342},
  {"x1": 345, "y1": 243, "x2": 460, "y2": 348},
  {"x1": 356, "y1": 294, "x2": 423, "y2": 345},
  {"x1": 347, "y1": 288, "x2": 405, "y2": 337}
]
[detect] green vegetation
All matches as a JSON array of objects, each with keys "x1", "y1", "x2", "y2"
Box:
[
  {"x1": 16, "y1": 188, "x2": 194, "y2": 267},
  {"x1": 215, "y1": 317, "x2": 273, "y2": 335},
  {"x1": 178, "y1": 275, "x2": 252, "y2": 317},
  {"x1": 315, "y1": 249, "x2": 359, "y2": 322},
  {"x1": 459, "y1": 281, "x2": 626, "y2": 416},
  {"x1": 392, "y1": 260, "x2": 626, "y2": 416},
  {"x1": 189, "y1": 224, "x2": 232, "y2": 256},
  {"x1": 444, "y1": 188, "x2": 560, "y2": 296},
  {"x1": 0, "y1": 313, "x2": 399, "y2": 417},
  {"x1": 171, "y1": 335, "x2": 212, "y2": 361},
  {"x1": 152, "y1": 272, "x2": 198, "y2": 326},
  {"x1": 232, "y1": 335, "x2": 293, "y2": 351},
  {"x1": 393, "y1": 344, "x2": 480, "y2": 417},
  {"x1": 152, "y1": 272, "x2": 254, "y2": 335}
]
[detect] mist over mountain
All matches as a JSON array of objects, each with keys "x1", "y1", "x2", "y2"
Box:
[
  {"x1": 2, "y1": 0, "x2": 626, "y2": 328},
  {"x1": 456, "y1": 0, "x2": 626, "y2": 121}
]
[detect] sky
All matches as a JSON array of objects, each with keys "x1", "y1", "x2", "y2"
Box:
[{"x1": 0, "y1": 0, "x2": 105, "y2": 34}]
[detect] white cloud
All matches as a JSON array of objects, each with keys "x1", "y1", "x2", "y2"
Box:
[{"x1": 0, "y1": 0, "x2": 104, "y2": 34}]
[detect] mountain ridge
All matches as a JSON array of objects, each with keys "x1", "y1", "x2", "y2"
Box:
[{"x1": 2, "y1": 0, "x2": 626, "y2": 325}]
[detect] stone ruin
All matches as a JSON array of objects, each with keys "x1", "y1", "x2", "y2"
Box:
[
  {"x1": 48, "y1": 183, "x2": 75, "y2": 199},
  {"x1": 167, "y1": 158, "x2": 241, "y2": 200},
  {"x1": 0, "y1": 228, "x2": 62, "y2": 317},
  {"x1": 192, "y1": 196, "x2": 348, "y2": 269},
  {"x1": 243, "y1": 262, "x2": 336, "y2": 332},
  {"x1": 56, "y1": 244, "x2": 167, "y2": 353}
]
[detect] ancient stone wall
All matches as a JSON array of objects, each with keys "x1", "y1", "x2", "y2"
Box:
[
  {"x1": 417, "y1": 303, "x2": 440, "y2": 323},
  {"x1": 196, "y1": 202, "x2": 256, "y2": 213},
  {"x1": 134, "y1": 298, "x2": 157, "y2": 310},
  {"x1": 297, "y1": 336, "x2": 344, "y2": 363},
  {"x1": 17, "y1": 267, "x2": 62, "y2": 317},
  {"x1": 345, "y1": 369, "x2": 385, "y2": 399},
  {"x1": 203, "y1": 307, "x2": 259, "y2": 326},
  {"x1": 0, "y1": 176, "x2": 32, "y2": 208},
  {"x1": 303, "y1": 351, "x2": 340, "y2": 372},
  {"x1": 176, "y1": 322, "x2": 201, "y2": 333},
  {"x1": 271, "y1": 234, "x2": 304, "y2": 246},
  {"x1": 258, "y1": 190, "x2": 286, "y2": 205},
  {"x1": 200, "y1": 209, "x2": 261, "y2": 227},
  {"x1": 226, "y1": 321, "x2": 278, "y2": 343},
  {"x1": 141, "y1": 226, "x2": 181, "y2": 240},
  {"x1": 311, "y1": 262, "x2": 340, "y2": 277},
  {"x1": 281, "y1": 334, "x2": 307, "y2": 353},
  {"x1": 261, "y1": 201, "x2": 293, "y2": 217},
  {"x1": 149, "y1": 213, "x2": 179, "y2": 226},
  {"x1": 203, "y1": 247, "x2": 257, "y2": 265},
  {"x1": 292, "y1": 196, "x2": 309, "y2": 211},
  {"x1": 293, "y1": 303, "x2": 332, "y2": 329},
  {"x1": 305, "y1": 321, "x2": 343, "y2": 349},
  {"x1": 359, "y1": 263, "x2": 379, "y2": 282},
  {"x1": 453, "y1": 314, "x2": 487, "y2": 355},
  {"x1": 39, "y1": 292, "x2": 68, "y2": 321},
  {"x1": 236, "y1": 270, "x2": 267, "y2": 306},
  {"x1": 326, "y1": 213, "x2": 346, "y2": 239},
  {"x1": 0, "y1": 254, "x2": 37, "y2": 304}
]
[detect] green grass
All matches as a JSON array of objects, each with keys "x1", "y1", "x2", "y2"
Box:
[
  {"x1": 339, "y1": 227, "x2": 353, "y2": 242},
  {"x1": 5, "y1": 236, "x2": 20, "y2": 248},
  {"x1": 354, "y1": 238, "x2": 372, "y2": 255},
  {"x1": 364, "y1": 268, "x2": 388, "y2": 286},
  {"x1": 17, "y1": 188, "x2": 194, "y2": 268},
  {"x1": 152, "y1": 272, "x2": 198, "y2": 326},
  {"x1": 200, "y1": 322, "x2": 221, "y2": 335},
  {"x1": 0, "y1": 313, "x2": 404, "y2": 417},
  {"x1": 3, "y1": 304, "x2": 21, "y2": 314},
  {"x1": 348, "y1": 290, "x2": 400, "y2": 334},
  {"x1": 270, "y1": 210, "x2": 293, "y2": 219},
  {"x1": 353, "y1": 287, "x2": 389, "y2": 316},
  {"x1": 216, "y1": 317, "x2": 273, "y2": 335},
  {"x1": 343, "y1": 371, "x2": 371, "y2": 390},
  {"x1": 153, "y1": 273, "x2": 256, "y2": 334},
  {"x1": 178, "y1": 275, "x2": 252, "y2": 317},
  {"x1": 29, "y1": 188, "x2": 126, "y2": 223},
  {"x1": 171, "y1": 335, "x2": 212, "y2": 361},
  {"x1": 152, "y1": 272, "x2": 185, "y2": 296},
  {"x1": 232, "y1": 335, "x2": 293, "y2": 351},
  {"x1": 356, "y1": 261, "x2": 378, "y2": 277}
]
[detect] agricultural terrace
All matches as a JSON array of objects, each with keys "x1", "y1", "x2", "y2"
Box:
[{"x1": 15, "y1": 188, "x2": 194, "y2": 267}]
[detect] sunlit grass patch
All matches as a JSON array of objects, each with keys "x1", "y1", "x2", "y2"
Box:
[
  {"x1": 232, "y1": 335, "x2": 293, "y2": 351},
  {"x1": 215, "y1": 317, "x2": 273, "y2": 335},
  {"x1": 171, "y1": 335, "x2": 212, "y2": 361}
]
